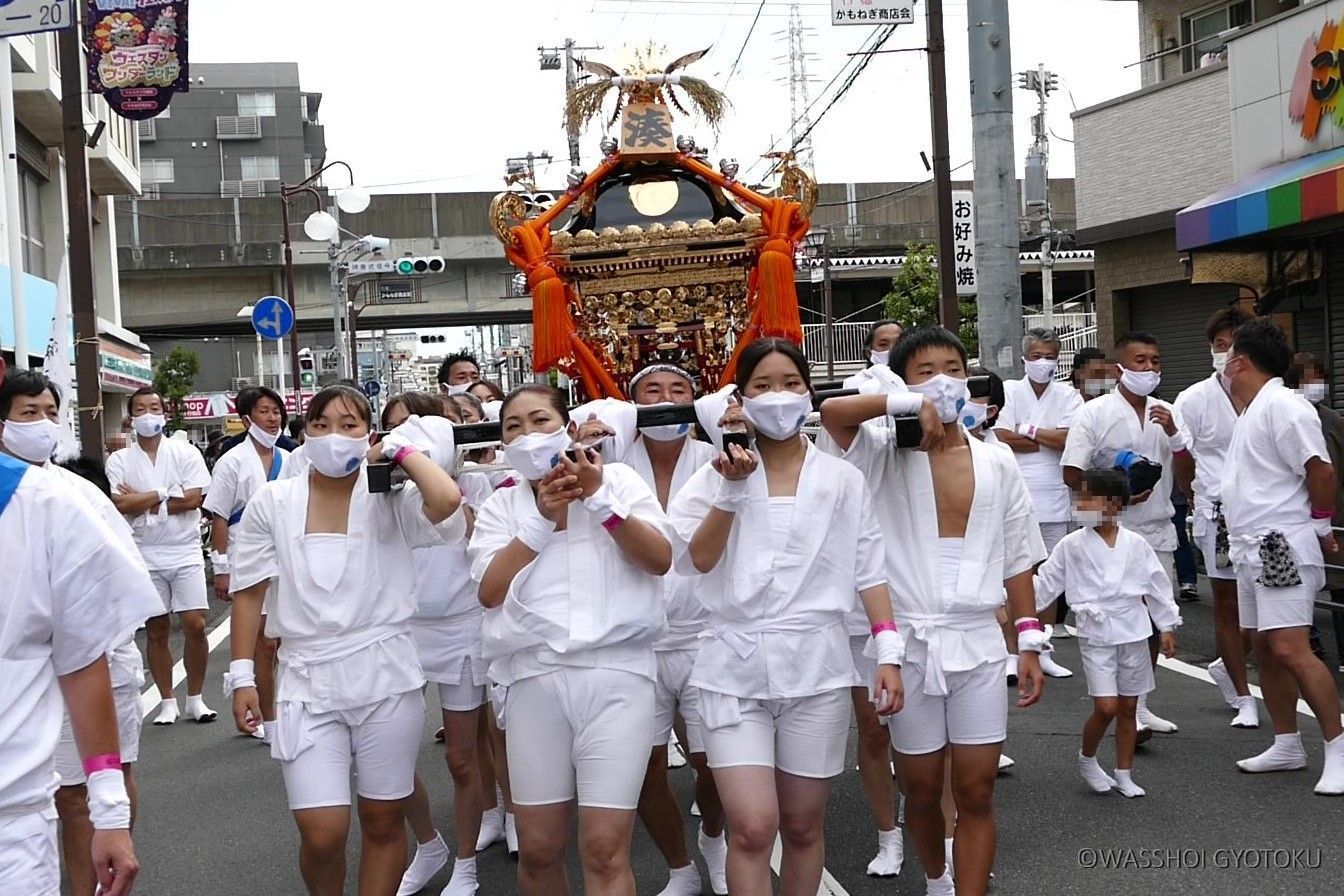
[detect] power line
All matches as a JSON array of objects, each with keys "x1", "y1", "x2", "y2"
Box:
[
  {"x1": 789, "y1": 24, "x2": 897, "y2": 152},
  {"x1": 724, "y1": 1, "x2": 769, "y2": 87}
]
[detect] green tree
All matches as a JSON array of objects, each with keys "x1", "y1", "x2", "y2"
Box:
[
  {"x1": 883, "y1": 242, "x2": 979, "y2": 357},
  {"x1": 153, "y1": 346, "x2": 201, "y2": 431}
]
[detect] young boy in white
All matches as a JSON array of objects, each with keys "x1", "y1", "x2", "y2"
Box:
[
  {"x1": 106, "y1": 387, "x2": 214, "y2": 725},
  {"x1": 1173, "y1": 306, "x2": 1258, "y2": 728},
  {"x1": 1061, "y1": 333, "x2": 1194, "y2": 736},
  {"x1": 1218, "y1": 319, "x2": 1344, "y2": 794},
  {"x1": 227, "y1": 385, "x2": 466, "y2": 894},
  {"x1": 572, "y1": 361, "x2": 729, "y2": 896},
  {"x1": 822, "y1": 327, "x2": 1046, "y2": 896},
  {"x1": 203, "y1": 386, "x2": 289, "y2": 741},
  {"x1": 1034, "y1": 470, "x2": 1181, "y2": 798}
]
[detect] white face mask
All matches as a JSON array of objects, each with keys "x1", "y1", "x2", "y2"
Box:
[
  {"x1": 1119, "y1": 367, "x2": 1161, "y2": 398},
  {"x1": 638, "y1": 402, "x2": 692, "y2": 442},
  {"x1": 132, "y1": 413, "x2": 166, "y2": 438},
  {"x1": 1300, "y1": 382, "x2": 1329, "y2": 404},
  {"x1": 503, "y1": 427, "x2": 573, "y2": 481},
  {"x1": 1211, "y1": 351, "x2": 1229, "y2": 375},
  {"x1": 907, "y1": 373, "x2": 971, "y2": 424},
  {"x1": 1, "y1": 417, "x2": 61, "y2": 464},
  {"x1": 304, "y1": 433, "x2": 368, "y2": 478},
  {"x1": 1072, "y1": 507, "x2": 1107, "y2": 528},
  {"x1": 1082, "y1": 376, "x2": 1117, "y2": 397},
  {"x1": 1024, "y1": 357, "x2": 1058, "y2": 385},
  {"x1": 959, "y1": 401, "x2": 989, "y2": 432},
  {"x1": 741, "y1": 390, "x2": 812, "y2": 441},
  {"x1": 248, "y1": 418, "x2": 280, "y2": 449},
  {"x1": 444, "y1": 382, "x2": 472, "y2": 396},
  {"x1": 869, "y1": 349, "x2": 890, "y2": 368}
]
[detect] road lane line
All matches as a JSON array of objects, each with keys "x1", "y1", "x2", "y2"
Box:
[
  {"x1": 139, "y1": 615, "x2": 233, "y2": 719},
  {"x1": 770, "y1": 834, "x2": 851, "y2": 896}
]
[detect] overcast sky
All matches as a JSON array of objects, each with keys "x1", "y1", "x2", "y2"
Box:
[{"x1": 188, "y1": 1, "x2": 1141, "y2": 194}]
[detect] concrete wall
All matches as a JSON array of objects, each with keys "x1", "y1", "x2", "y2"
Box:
[{"x1": 1074, "y1": 65, "x2": 1231, "y2": 233}]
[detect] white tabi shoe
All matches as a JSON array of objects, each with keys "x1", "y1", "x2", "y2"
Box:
[
  {"x1": 438, "y1": 857, "x2": 479, "y2": 896},
  {"x1": 926, "y1": 866, "x2": 955, "y2": 895},
  {"x1": 1113, "y1": 769, "x2": 1146, "y2": 798},
  {"x1": 866, "y1": 828, "x2": 903, "y2": 877},
  {"x1": 1136, "y1": 694, "x2": 1177, "y2": 733},
  {"x1": 667, "y1": 730, "x2": 688, "y2": 769},
  {"x1": 1038, "y1": 645, "x2": 1074, "y2": 678},
  {"x1": 698, "y1": 826, "x2": 728, "y2": 895},
  {"x1": 475, "y1": 807, "x2": 505, "y2": 851},
  {"x1": 1207, "y1": 658, "x2": 1239, "y2": 709},
  {"x1": 1237, "y1": 733, "x2": 1309, "y2": 774},
  {"x1": 1078, "y1": 752, "x2": 1117, "y2": 794},
  {"x1": 396, "y1": 833, "x2": 448, "y2": 896},
  {"x1": 1230, "y1": 696, "x2": 1260, "y2": 729},
  {"x1": 1314, "y1": 734, "x2": 1344, "y2": 795},
  {"x1": 654, "y1": 864, "x2": 701, "y2": 896},
  {"x1": 185, "y1": 695, "x2": 217, "y2": 723},
  {"x1": 153, "y1": 698, "x2": 179, "y2": 725}
]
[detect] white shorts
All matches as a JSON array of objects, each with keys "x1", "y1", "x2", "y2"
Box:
[
  {"x1": 1079, "y1": 638, "x2": 1154, "y2": 697},
  {"x1": 0, "y1": 809, "x2": 58, "y2": 896},
  {"x1": 148, "y1": 564, "x2": 209, "y2": 615},
  {"x1": 653, "y1": 649, "x2": 705, "y2": 754},
  {"x1": 1195, "y1": 525, "x2": 1237, "y2": 581},
  {"x1": 700, "y1": 688, "x2": 850, "y2": 780},
  {"x1": 54, "y1": 684, "x2": 142, "y2": 786},
  {"x1": 888, "y1": 660, "x2": 1006, "y2": 755},
  {"x1": 434, "y1": 657, "x2": 488, "y2": 713},
  {"x1": 850, "y1": 635, "x2": 878, "y2": 697},
  {"x1": 1040, "y1": 521, "x2": 1070, "y2": 555},
  {"x1": 272, "y1": 690, "x2": 425, "y2": 810},
  {"x1": 504, "y1": 667, "x2": 655, "y2": 810},
  {"x1": 1235, "y1": 563, "x2": 1325, "y2": 632}
]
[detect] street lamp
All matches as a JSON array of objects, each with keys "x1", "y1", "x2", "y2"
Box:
[
  {"x1": 804, "y1": 229, "x2": 835, "y2": 380},
  {"x1": 281, "y1": 160, "x2": 367, "y2": 390}
]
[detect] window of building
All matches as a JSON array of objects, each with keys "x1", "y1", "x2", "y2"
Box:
[
  {"x1": 237, "y1": 92, "x2": 276, "y2": 117},
  {"x1": 1182, "y1": 1, "x2": 1252, "y2": 73},
  {"x1": 241, "y1": 156, "x2": 280, "y2": 181},
  {"x1": 141, "y1": 158, "x2": 175, "y2": 184},
  {"x1": 18, "y1": 169, "x2": 44, "y2": 276}
]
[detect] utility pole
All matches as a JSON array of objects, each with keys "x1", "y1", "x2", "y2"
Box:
[
  {"x1": 539, "y1": 39, "x2": 602, "y2": 168},
  {"x1": 326, "y1": 203, "x2": 346, "y2": 380},
  {"x1": 925, "y1": 0, "x2": 959, "y2": 331},
  {"x1": 967, "y1": 0, "x2": 1023, "y2": 377},
  {"x1": 58, "y1": 16, "x2": 105, "y2": 459},
  {"x1": 505, "y1": 152, "x2": 554, "y2": 189},
  {"x1": 1018, "y1": 63, "x2": 1058, "y2": 329}
]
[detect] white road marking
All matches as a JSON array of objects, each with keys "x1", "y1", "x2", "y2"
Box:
[
  {"x1": 139, "y1": 615, "x2": 233, "y2": 719},
  {"x1": 770, "y1": 834, "x2": 852, "y2": 896}
]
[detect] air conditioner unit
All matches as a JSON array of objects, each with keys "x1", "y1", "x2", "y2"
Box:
[{"x1": 230, "y1": 377, "x2": 259, "y2": 391}]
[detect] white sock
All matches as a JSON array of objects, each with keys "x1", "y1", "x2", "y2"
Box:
[
  {"x1": 655, "y1": 864, "x2": 701, "y2": 896},
  {"x1": 1078, "y1": 751, "x2": 1118, "y2": 793},
  {"x1": 1314, "y1": 733, "x2": 1344, "y2": 795},
  {"x1": 396, "y1": 833, "x2": 448, "y2": 896},
  {"x1": 439, "y1": 857, "x2": 478, "y2": 896},
  {"x1": 154, "y1": 698, "x2": 179, "y2": 724},
  {"x1": 1113, "y1": 768, "x2": 1145, "y2": 798}
]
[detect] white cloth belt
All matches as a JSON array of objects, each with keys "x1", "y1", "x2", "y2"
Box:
[
  {"x1": 705, "y1": 613, "x2": 839, "y2": 661},
  {"x1": 901, "y1": 611, "x2": 999, "y2": 697},
  {"x1": 277, "y1": 624, "x2": 406, "y2": 681}
]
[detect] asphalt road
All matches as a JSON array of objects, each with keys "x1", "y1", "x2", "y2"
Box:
[{"x1": 119, "y1": 586, "x2": 1344, "y2": 895}]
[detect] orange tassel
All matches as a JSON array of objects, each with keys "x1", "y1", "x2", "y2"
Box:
[
  {"x1": 528, "y1": 266, "x2": 572, "y2": 372},
  {"x1": 571, "y1": 337, "x2": 623, "y2": 399},
  {"x1": 755, "y1": 237, "x2": 803, "y2": 344}
]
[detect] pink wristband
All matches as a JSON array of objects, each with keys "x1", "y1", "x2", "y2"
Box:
[
  {"x1": 82, "y1": 753, "x2": 122, "y2": 775},
  {"x1": 392, "y1": 446, "x2": 418, "y2": 466},
  {"x1": 601, "y1": 513, "x2": 625, "y2": 532},
  {"x1": 1313, "y1": 508, "x2": 1335, "y2": 520},
  {"x1": 1016, "y1": 619, "x2": 1044, "y2": 634},
  {"x1": 871, "y1": 621, "x2": 898, "y2": 636}
]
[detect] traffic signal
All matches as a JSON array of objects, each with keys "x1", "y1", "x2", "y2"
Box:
[
  {"x1": 420, "y1": 334, "x2": 446, "y2": 343},
  {"x1": 298, "y1": 348, "x2": 316, "y2": 388},
  {"x1": 395, "y1": 256, "x2": 445, "y2": 276}
]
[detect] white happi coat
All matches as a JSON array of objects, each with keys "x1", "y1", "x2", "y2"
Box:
[
  {"x1": 1060, "y1": 389, "x2": 1185, "y2": 551},
  {"x1": 995, "y1": 377, "x2": 1083, "y2": 524},
  {"x1": 622, "y1": 435, "x2": 719, "y2": 651},
  {"x1": 1034, "y1": 525, "x2": 1181, "y2": 646},
  {"x1": 667, "y1": 441, "x2": 884, "y2": 703},
  {"x1": 231, "y1": 468, "x2": 467, "y2": 721},
  {"x1": 842, "y1": 425, "x2": 1045, "y2": 694},
  {"x1": 105, "y1": 436, "x2": 211, "y2": 570},
  {"x1": 468, "y1": 463, "x2": 673, "y2": 687},
  {"x1": 1221, "y1": 379, "x2": 1331, "y2": 572},
  {"x1": 202, "y1": 439, "x2": 290, "y2": 550},
  {"x1": 1174, "y1": 373, "x2": 1239, "y2": 539},
  {"x1": 0, "y1": 460, "x2": 154, "y2": 818}
]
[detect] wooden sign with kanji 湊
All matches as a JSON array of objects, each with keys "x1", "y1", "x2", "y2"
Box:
[{"x1": 621, "y1": 102, "x2": 677, "y2": 158}]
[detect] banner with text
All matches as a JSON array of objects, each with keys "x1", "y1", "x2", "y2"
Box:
[
  {"x1": 831, "y1": 1, "x2": 915, "y2": 25},
  {"x1": 85, "y1": 0, "x2": 189, "y2": 120},
  {"x1": 951, "y1": 190, "x2": 977, "y2": 297}
]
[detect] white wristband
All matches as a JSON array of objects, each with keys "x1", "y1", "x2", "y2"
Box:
[
  {"x1": 885, "y1": 392, "x2": 923, "y2": 417},
  {"x1": 1313, "y1": 515, "x2": 1335, "y2": 539},
  {"x1": 1017, "y1": 423, "x2": 1038, "y2": 440},
  {"x1": 223, "y1": 659, "x2": 257, "y2": 696},
  {"x1": 1168, "y1": 430, "x2": 1190, "y2": 452},
  {"x1": 866, "y1": 629, "x2": 905, "y2": 667},
  {"x1": 86, "y1": 769, "x2": 131, "y2": 830},
  {"x1": 1017, "y1": 629, "x2": 1048, "y2": 654},
  {"x1": 154, "y1": 486, "x2": 169, "y2": 504},
  {"x1": 210, "y1": 551, "x2": 230, "y2": 573},
  {"x1": 581, "y1": 482, "x2": 629, "y2": 520},
  {"x1": 712, "y1": 475, "x2": 752, "y2": 512}
]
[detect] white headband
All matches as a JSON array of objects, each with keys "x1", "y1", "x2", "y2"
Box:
[{"x1": 629, "y1": 364, "x2": 695, "y2": 391}]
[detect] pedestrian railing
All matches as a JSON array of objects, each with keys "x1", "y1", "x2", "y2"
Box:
[{"x1": 802, "y1": 323, "x2": 872, "y2": 363}]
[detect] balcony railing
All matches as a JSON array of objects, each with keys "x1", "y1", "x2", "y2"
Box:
[
  {"x1": 216, "y1": 115, "x2": 262, "y2": 140},
  {"x1": 220, "y1": 179, "x2": 274, "y2": 198},
  {"x1": 137, "y1": 118, "x2": 155, "y2": 142}
]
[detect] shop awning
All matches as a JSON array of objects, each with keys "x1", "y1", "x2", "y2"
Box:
[{"x1": 1176, "y1": 146, "x2": 1344, "y2": 252}]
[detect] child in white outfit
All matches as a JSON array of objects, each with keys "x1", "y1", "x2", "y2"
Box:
[{"x1": 1034, "y1": 469, "x2": 1181, "y2": 798}]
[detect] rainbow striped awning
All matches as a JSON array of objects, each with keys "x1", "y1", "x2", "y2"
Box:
[{"x1": 1176, "y1": 147, "x2": 1344, "y2": 251}]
